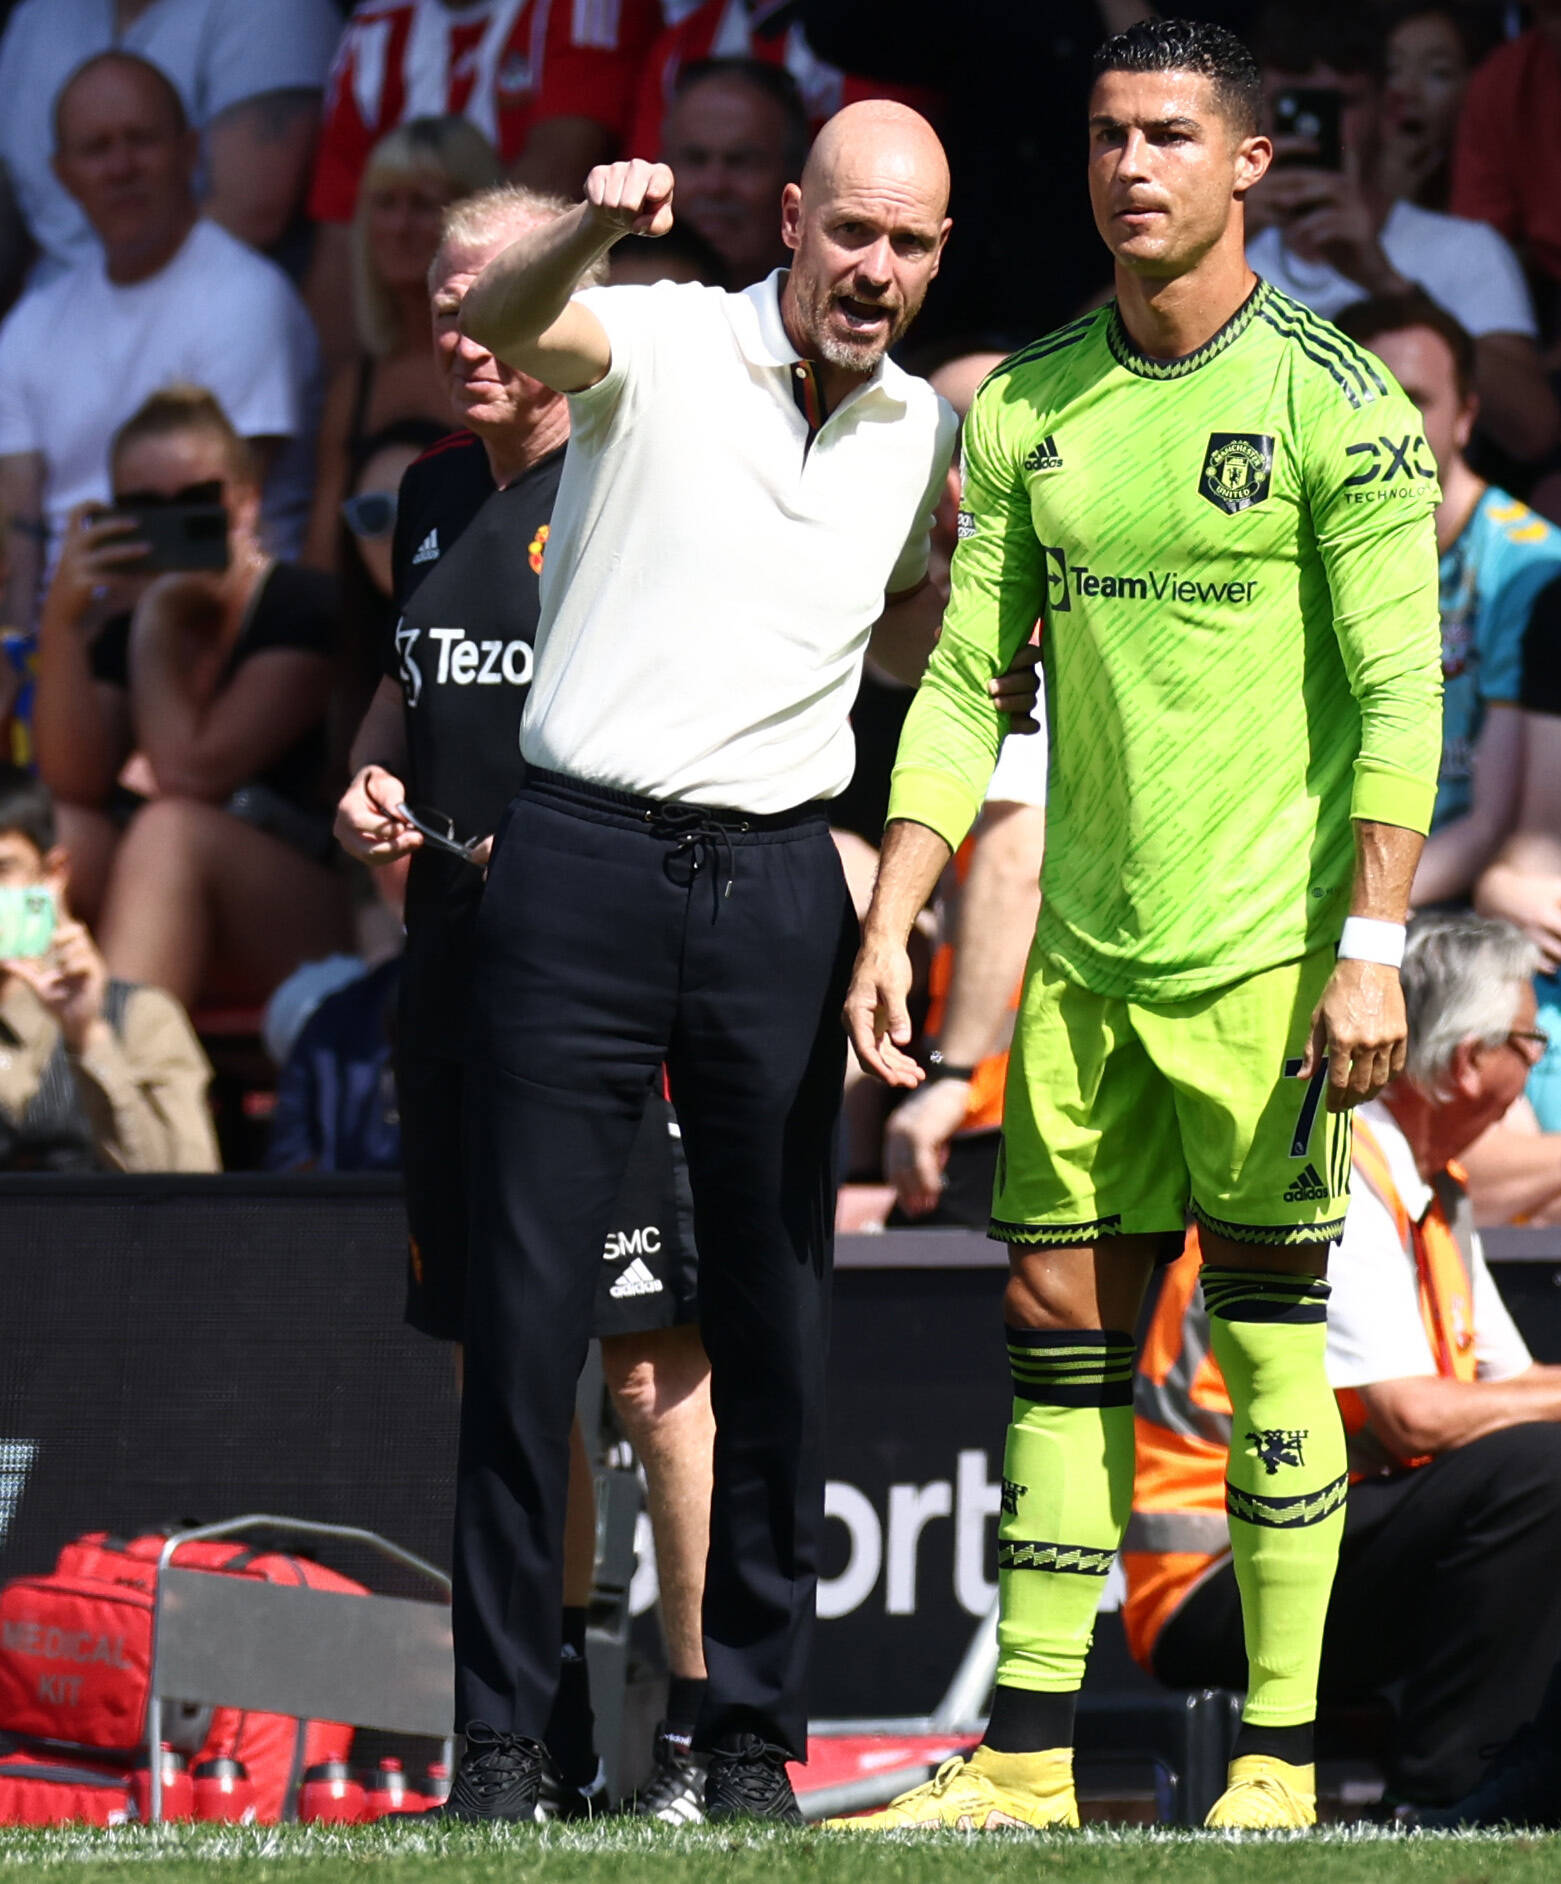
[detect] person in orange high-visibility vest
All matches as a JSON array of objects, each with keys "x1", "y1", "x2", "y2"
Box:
[{"x1": 1122, "y1": 912, "x2": 1561, "y2": 1815}]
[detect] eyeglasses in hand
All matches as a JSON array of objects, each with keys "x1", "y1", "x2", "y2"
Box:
[{"x1": 395, "y1": 802, "x2": 485, "y2": 866}]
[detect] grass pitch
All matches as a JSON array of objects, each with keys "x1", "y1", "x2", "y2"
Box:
[{"x1": 0, "y1": 1822, "x2": 1556, "y2": 1884}]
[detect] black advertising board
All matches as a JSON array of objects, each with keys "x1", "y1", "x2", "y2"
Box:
[{"x1": 0, "y1": 1179, "x2": 1556, "y2": 1721}]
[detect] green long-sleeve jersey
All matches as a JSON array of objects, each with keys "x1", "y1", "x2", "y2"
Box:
[{"x1": 889, "y1": 279, "x2": 1443, "y2": 1000}]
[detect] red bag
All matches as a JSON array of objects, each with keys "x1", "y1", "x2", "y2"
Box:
[
  {"x1": 0, "y1": 1531, "x2": 367, "y2": 1821},
  {"x1": 0, "y1": 1748, "x2": 134, "y2": 1826}
]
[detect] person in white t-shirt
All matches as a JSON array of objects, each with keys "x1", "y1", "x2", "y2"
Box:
[
  {"x1": 1145, "y1": 911, "x2": 1561, "y2": 1815},
  {"x1": 0, "y1": 52, "x2": 320, "y2": 628},
  {"x1": 0, "y1": 0, "x2": 342, "y2": 297},
  {"x1": 1244, "y1": 1, "x2": 1558, "y2": 467}
]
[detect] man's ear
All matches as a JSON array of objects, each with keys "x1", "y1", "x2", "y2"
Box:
[
  {"x1": 1454, "y1": 391, "x2": 1479, "y2": 455},
  {"x1": 780, "y1": 182, "x2": 803, "y2": 254},
  {"x1": 1447, "y1": 1036, "x2": 1485, "y2": 1100},
  {"x1": 1234, "y1": 132, "x2": 1273, "y2": 199}
]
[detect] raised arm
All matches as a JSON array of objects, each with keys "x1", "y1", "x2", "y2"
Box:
[{"x1": 460, "y1": 159, "x2": 675, "y2": 392}]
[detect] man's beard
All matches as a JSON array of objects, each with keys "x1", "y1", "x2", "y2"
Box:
[{"x1": 794, "y1": 272, "x2": 921, "y2": 372}]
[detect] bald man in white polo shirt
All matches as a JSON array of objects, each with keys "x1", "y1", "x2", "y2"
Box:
[{"x1": 436, "y1": 105, "x2": 1031, "y2": 1824}]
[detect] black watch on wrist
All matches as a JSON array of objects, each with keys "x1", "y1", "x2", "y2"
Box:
[{"x1": 921, "y1": 1046, "x2": 977, "y2": 1083}]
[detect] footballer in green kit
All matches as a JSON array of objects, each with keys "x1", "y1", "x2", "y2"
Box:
[{"x1": 839, "y1": 18, "x2": 1441, "y2": 1837}]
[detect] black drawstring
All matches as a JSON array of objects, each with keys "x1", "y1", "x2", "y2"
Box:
[{"x1": 647, "y1": 805, "x2": 748, "y2": 907}]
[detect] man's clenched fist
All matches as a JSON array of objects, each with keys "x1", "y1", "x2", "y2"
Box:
[{"x1": 585, "y1": 159, "x2": 675, "y2": 238}]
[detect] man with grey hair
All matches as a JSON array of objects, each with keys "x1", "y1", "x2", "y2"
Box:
[
  {"x1": 1124, "y1": 910, "x2": 1561, "y2": 1814},
  {"x1": 334, "y1": 183, "x2": 718, "y2": 1825}
]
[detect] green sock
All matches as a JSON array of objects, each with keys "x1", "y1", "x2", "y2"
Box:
[
  {"x1": 996, "y1": 1328, "x2": 1137, "y2": 1695},
  {"x1": 1202, "y1": 1267, "x2": 1347, "y2": 1729}
]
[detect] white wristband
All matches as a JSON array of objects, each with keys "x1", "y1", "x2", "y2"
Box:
[{"x1": 1337, "y1": 917, "x2": 1406, "y2": 968}]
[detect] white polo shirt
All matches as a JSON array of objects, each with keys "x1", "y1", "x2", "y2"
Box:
[{"x1": 523, "y1": 271, "x2": 958, "y2": 813}]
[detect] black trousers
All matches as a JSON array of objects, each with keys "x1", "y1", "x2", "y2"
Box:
[
  {"x1": 454, "y1": 770, "x2": 857, "y2": 1760},
  {"x1": 1154, "y1": 1423, "x2": 1561, "y2": 1802}
]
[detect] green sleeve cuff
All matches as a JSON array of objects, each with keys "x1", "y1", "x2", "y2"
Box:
[
  {"x1": 886, "y1": 765, "x2": 983, "y2": 853},
  {"x1": 1351, "y1": 761, "x2": 1435, "y2": 836}
]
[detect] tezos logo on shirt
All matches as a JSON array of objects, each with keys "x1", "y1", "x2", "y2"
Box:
[{"x1": 394, "y1": 623, "x2": 532, "y2": 704}]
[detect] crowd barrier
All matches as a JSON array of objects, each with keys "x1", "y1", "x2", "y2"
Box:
[{"x1": 0, "y1": 1176, "x2": 1557, "y2": 1722}]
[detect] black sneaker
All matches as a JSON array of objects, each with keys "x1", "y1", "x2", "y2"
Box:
[
  {"x1": 704, "y1": 1732, "x2": 803, "y2": 1825},
  {"x1": 631, "y1": 1722, "x2": 708, "y2": 1825},
  {"x1": 440, "y1": 1721, "x2": 548, "y2": 1822},
  {"x1": 536, "y1": 1756, "x2": 611, "y2": 1822},
  {"x1": 1416, "y1": 1725, "x2": 1561, "y2": 1830}
]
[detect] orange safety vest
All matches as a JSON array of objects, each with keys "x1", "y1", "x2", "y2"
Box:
[{"x1": 1119, "y1": 1125, "x2": 1479, "y2": 1674}]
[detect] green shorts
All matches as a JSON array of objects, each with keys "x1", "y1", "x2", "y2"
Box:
[{"x1": 992, "y1": 946, "x2": 1350, "y2": 1248}]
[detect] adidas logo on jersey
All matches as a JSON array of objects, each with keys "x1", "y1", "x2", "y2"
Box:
[
  {"x1": 610, "y1": 1258, "x2": 663, "y2": 1300},
  {"x1": 1024, "y1": 435, "x2": 1064, "y2": 472},
  {"x1": 412, "y1": 528, "x2": 439, "y2": 565},
  {"x1": 1283, "y1": 1163, "x2": 1330, "y2": 1203}
]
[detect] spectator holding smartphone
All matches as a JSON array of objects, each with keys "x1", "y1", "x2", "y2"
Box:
[
  {"x1": 1246, "y1": 1, "x2": 1557, "y2": 467},
  {"x1": 32, "y1": 385, "x2": 352, "y2": 1008},
  {"x1": 0, "y1": 763, "x2": 217, "y2": 1171}
]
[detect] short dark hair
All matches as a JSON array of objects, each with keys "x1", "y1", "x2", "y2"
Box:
[
  {"x1": 54, "y1": 49, "x2": 188, "y2": 154},
  {"x1": 1333, "y1": 290, "x2": 1476, "y2": 401},
  {"x1": 671, "y1": 56, "x2": 811, "y2": 174},
  {"x1": 1250, "y1": 1, "x2": 1386, "y2": 82},
  {"x1": 1091, "y1": 19, "x2": 1264, "y2": 136},
  {"x1": 0, "y1": 766, "x2": 56, "y2": 855}
]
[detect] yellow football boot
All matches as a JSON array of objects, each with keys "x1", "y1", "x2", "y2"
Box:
[
  {"x1": 823, "y1": 1747, "x2": 1078, "y2": 1831},
  {"x1": 1204, "y1": 1755, "x2": 1317, "y2": 1830}
]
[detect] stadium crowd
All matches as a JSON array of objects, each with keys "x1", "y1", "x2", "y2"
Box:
[
  {"x1": 1, "y1": 0, "x2": 1561, "y2": 1833},
  {"x1": 0, "y1": 0, "x2": 1553, "y2": 1193}
]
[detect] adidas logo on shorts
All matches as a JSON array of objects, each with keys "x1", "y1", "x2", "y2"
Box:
[
  {"x1": 1283, "y1": 1162, "x2": 1330, "y2": 1203},
  {"x1": 609, "y1": 1257, "x2": 663, "y2": 1300}
]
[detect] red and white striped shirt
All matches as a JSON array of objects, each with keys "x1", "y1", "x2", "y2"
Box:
[
  {"x1": 628, "y1": 0, "x2": 933, "y2": 159},
  {"x1": 310, "y1": 0, "x2": 661, "y2": 221}
]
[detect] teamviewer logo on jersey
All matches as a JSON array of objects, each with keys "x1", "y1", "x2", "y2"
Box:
[
  {"x1": 1199, "y1": 433, "x2": 1274, "y2": 514},
  {"x1": 1040, "y1": 544, "x2": 1071, "y2": 613}
]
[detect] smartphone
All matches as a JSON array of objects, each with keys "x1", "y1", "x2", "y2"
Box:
[
  {"x1": 1271, "y1": 87, "x2": 1343, "y2": 170},
  {"x1": 109, "y1": 499, "x2": 230, "y2": 573},
  {"x1": 0, "y1": 885, "x2": 55, "y2": 959}
]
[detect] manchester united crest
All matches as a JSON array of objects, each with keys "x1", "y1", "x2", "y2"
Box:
[{"x1": 1199, "y1": 432, "x2": 1275, "y2": 515}]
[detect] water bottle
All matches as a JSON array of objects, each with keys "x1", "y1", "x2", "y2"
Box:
[
  {"x1": 131, "y1": 1744, "x2": 194, "y2": 1821},
  {"x1": 297, "y1": 1759, "x2": 365, "y2": 1823},
  {"x1": 362, "y1": 1757, "x2": 409, "y2": 1818},
  {"x1": 192, "y1": 1755, "x2": 257, "y2": 1822}
]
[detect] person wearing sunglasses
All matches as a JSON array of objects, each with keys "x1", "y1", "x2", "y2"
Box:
[
  {"x1": 334, "y1": 184, "x2": 718, "y2": 1824},
  {"x1": 30, "y1": 383, "x2": 352, "y2": 1008}
]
